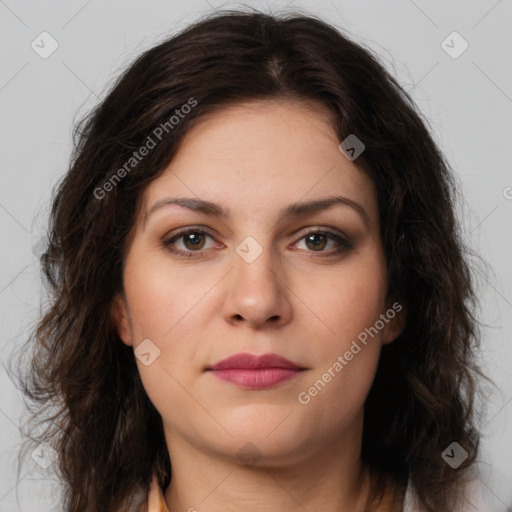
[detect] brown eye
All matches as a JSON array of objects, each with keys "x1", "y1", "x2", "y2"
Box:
[
  {"x1": 163, "y1": 228, "x2": 217, "y2": 258},
  {"x1": 294, "y1": 229, "x2": 352, "y2": 256},
  {"x1": 182, "y1": 232, "x2": 206, "y2": 250},
  {"x1": 304, "y1": 233, "x2": 328, "y2": 251}
]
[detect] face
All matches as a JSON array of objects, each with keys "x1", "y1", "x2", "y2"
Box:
[{"x1": 113, "y1": 99, "x2": 404, "y2": 467}]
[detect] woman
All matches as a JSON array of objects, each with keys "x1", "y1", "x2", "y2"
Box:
[{"x1": 17, "y1": 9, "x2": 484, "y2": 512}]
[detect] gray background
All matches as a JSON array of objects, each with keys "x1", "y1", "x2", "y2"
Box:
[{"x1": 0, "y1": 0, "x2": 511, "y2": 510}]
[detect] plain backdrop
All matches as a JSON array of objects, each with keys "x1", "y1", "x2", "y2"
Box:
[{"x1": 0, "y1": 1, "x2": 511, "y2": 510}]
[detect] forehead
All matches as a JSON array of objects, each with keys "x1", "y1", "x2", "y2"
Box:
[{"x1": 139, "y1": 99, "x2": 378, "y2": 226}]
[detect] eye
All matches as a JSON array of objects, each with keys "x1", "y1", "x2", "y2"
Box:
[
  {"x1": 162, "y1": 228, "x2": 217, "y2": 258},
  {"x1": 293, "y1": 229, "x2": 352, "y2": 256},
  {"x1": 162, "y1": 227, "x2": 352, "y2": 259}
]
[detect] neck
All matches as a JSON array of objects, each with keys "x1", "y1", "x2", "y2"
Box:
[{"x1": 161, "y1": 416, "x2": 399, "y2": 512}]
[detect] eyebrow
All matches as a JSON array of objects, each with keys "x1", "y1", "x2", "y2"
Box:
[{"x1": 144, "y1": 195, "x2": 370, "y2": 227}]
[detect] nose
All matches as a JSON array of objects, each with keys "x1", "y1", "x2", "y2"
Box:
[{"x1": 221, "y1": 241, "x2": 293, "y2": 330}]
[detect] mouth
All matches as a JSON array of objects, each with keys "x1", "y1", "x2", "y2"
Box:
[{"x1": 206, "y1": 352, "x2": 307, "y2": 389}]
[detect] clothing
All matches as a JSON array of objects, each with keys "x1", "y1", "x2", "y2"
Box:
[
  {"x1": 402, "y1": 477, "x2": 422, "y2": 512},
  {"x1": 141, "y1": 472, "x2": 422, "y2": 512},
  {"x1": 146, "y1": 472, "x2": 169, "y2": 512}
]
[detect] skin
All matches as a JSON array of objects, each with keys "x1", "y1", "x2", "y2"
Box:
[{"x1": 113, "y1": 99, "x2": 405, "y2": 512}]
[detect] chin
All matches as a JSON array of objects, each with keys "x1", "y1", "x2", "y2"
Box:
[{"x1": 206, "y1": 417, "x2": 316, "y2": 466}]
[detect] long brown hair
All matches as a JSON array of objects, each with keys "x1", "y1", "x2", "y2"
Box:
[{"x1": 12, "y1": 8, "x2": 485, "y2": 511}]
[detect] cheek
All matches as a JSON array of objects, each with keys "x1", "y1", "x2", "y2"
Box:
[
  {"x1": 302, "y1": 255, "x2": 387, "y2": 352},
  {"x1": 294, "y1": 255, "x2": 387, "y2": 411},
  {"x1": 296, "y1": 291, "x2": 384, "y2": 432},
  {"x1": 122, "y1": 254, "x2": 192, "y2": 339}
]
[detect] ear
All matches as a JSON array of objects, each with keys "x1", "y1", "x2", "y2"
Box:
[
  {"x1": 381, "y1": 300, "x2": 406, "y2": 345},
  {"x1": 111, "y1": 294, "x2": 134, "y2": 347}
]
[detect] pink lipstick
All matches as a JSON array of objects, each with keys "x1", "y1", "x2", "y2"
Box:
[{"x1": 206, "y1": 353, "x2": 306, "y2": 389}]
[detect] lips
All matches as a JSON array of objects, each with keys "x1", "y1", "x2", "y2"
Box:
[
  {"x1": 208, "y1": 353, "x2": 302, "y2": 371},
  {"x1": 206, "y1": 353, "x2": 306, "y2": 389}
]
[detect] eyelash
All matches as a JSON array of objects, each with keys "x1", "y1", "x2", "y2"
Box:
[{"x1": 162, "y1": 227, "x2": 353, "y2": 259}]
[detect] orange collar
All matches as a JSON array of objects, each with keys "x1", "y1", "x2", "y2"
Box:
[{"x1": 147, "y1": 472, "x2": 170, "y2": 512}]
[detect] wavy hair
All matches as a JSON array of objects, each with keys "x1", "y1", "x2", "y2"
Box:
[{"x1": 13, "y1": 9, "x2": 485, "y2": 512}]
